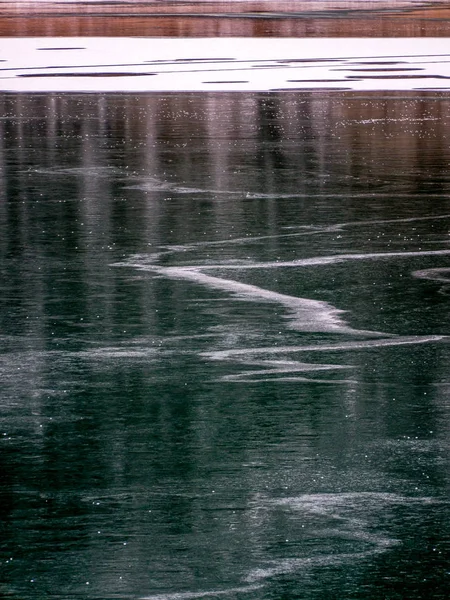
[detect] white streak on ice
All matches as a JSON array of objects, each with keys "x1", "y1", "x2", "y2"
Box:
[
  {"x1": 220, "y1": 358, "x2": 353, "y2": 382},
  {"x1": 121, "y1": 248, "x2": 450, "y2": 273},
  {"x1": 245, "y1": 492, "x2": 448, "y2": 584},
  {"x1": 202, "y1": 336, "x2": 446, "y2": 382},
  {"x1": 140, "y1": 264, "x2": 376, "y2": 335},
  {"x1": 202, "y1": 335, "x2": 447, "y2": 360},
  {"x1": 140, "y1": 585, "x2": 263, "y2": 600},
  {"x1": 413, "y1": 267, "x2": 450, "y2": 283},
  {"x1": 187, "y1": 248, "x2": 450, "y2": 271},
  {"x1": 156, "y1": 214, "x2": 450, "y2": 254}
]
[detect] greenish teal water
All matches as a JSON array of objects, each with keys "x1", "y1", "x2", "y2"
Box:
[{"x1": 0, "y1": 92, "x2": 449, "y2": 599}]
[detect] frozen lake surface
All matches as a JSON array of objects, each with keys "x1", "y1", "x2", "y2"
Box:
[{"x1": 0, "y1": 47, "x2": 450, "y2": 600}]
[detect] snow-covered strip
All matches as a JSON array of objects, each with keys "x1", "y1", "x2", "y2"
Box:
[{"x1": 0, "y1": 37, "x2": 450, "y2": 92}]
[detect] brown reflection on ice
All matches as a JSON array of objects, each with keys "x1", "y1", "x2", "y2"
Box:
[{"x1": 0, "y1": 1, "x2": 449, "y2": 37}]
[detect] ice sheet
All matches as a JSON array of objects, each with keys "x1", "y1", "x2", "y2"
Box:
[{"x1": 1, "y1": 37, "x2": 450, "y2": 92}]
